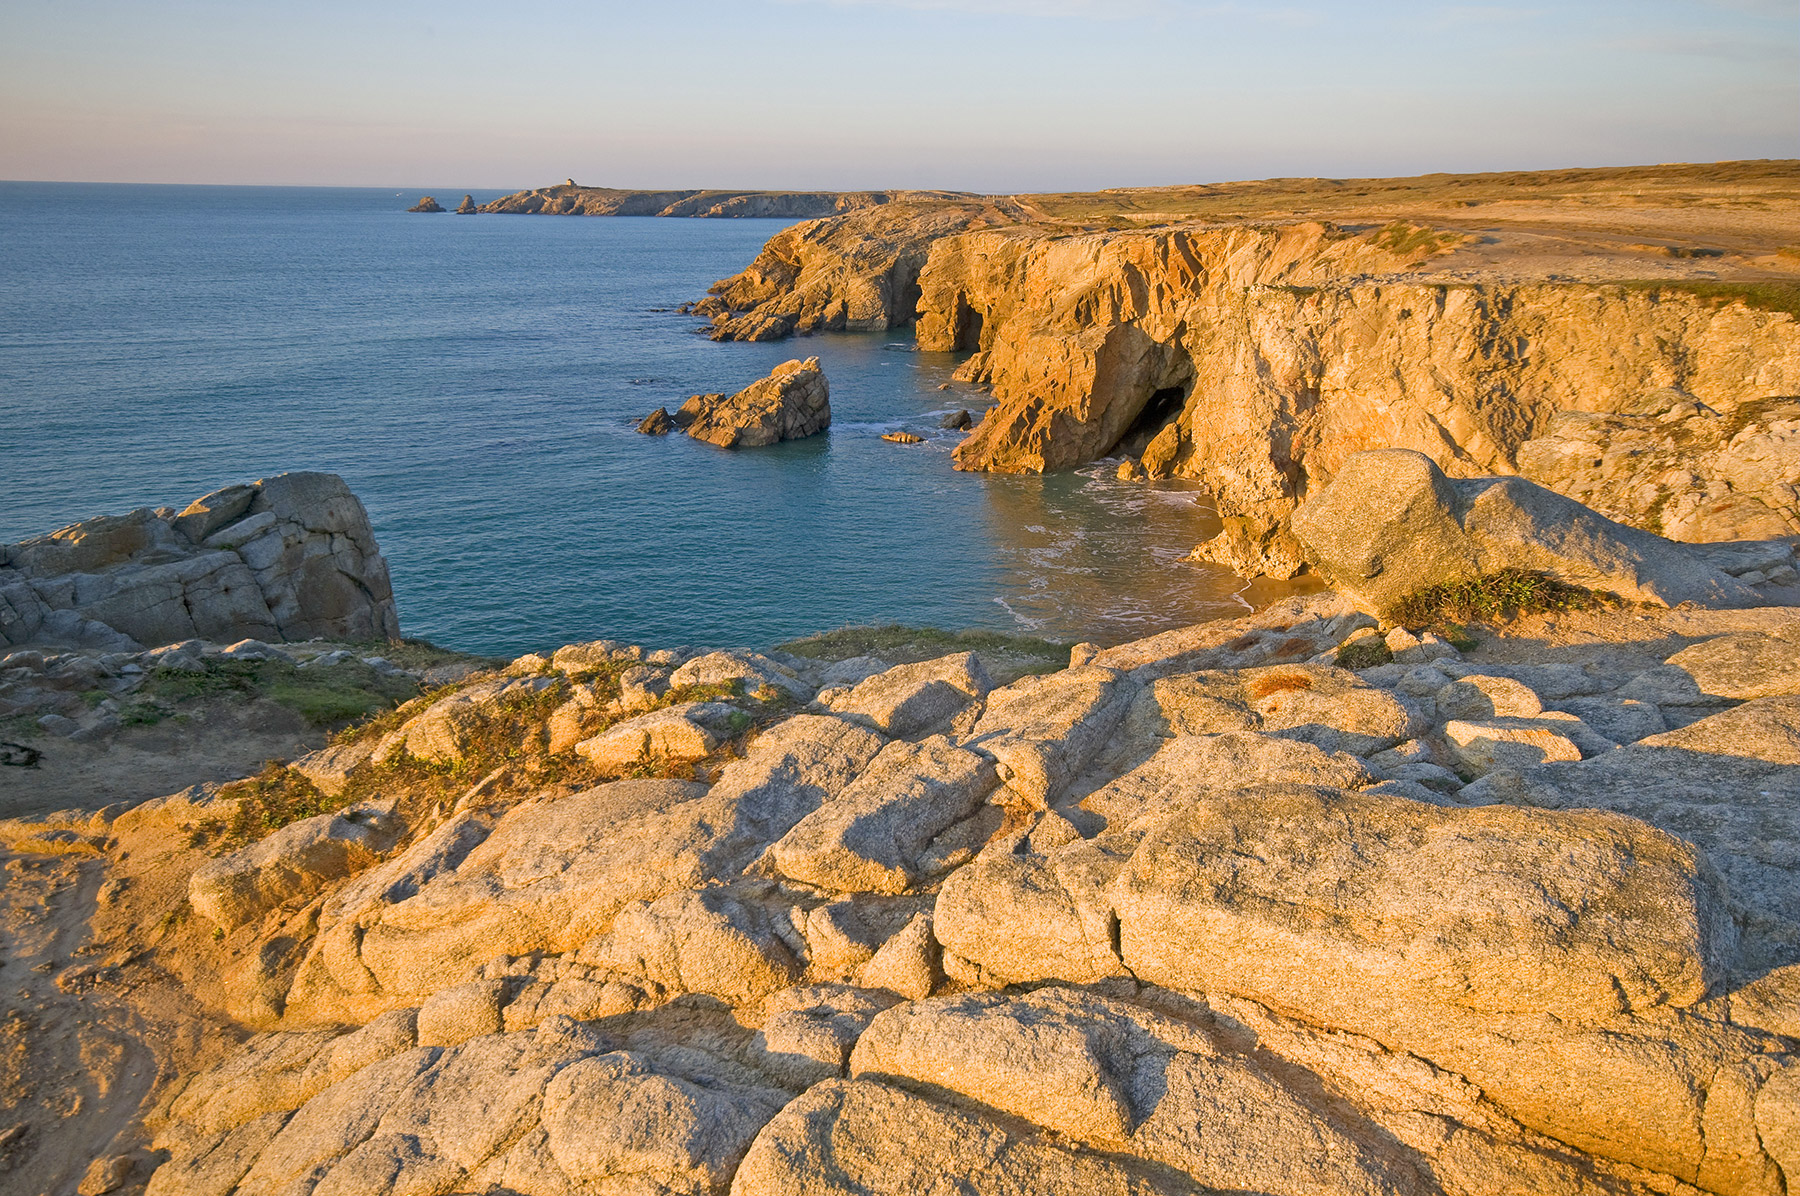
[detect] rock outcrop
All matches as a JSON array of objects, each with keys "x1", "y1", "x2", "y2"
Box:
[
  {"x1": 406, "y1": 196, "x2": 444, "y2": 213},
  {"x1": 685, "y1": 201, "x2": 1012, "y2": 342},
  {"x1": 454, "y1": 195, "x2": 477, "y2": 215},
  {"x1": 679, "y1": 192, "x2": 1800, "y2": 576},
  {"x1": 480, "y1": 182, "x2": 976, "y2": 219},
  {"x1": 1518, "y1": 393, "x2": 1800, "y2": 543},
  {"x1": 0, "y1": 472, "x2": 401, "y2": 651},
  {"x1": 676, "y1": 358, "x2": 830, "y2": 449},
  {"x1": 23, "y1": 592, "x2": 1782, "y2": 1196},
  {"x1": 1290, "y1": 449, "x2": 1793, "y2": 614},
  {"x1": 921, "y1": 223, "x2": 1800, "y2": 570}
]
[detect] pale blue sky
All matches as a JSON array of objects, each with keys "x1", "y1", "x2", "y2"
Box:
[{"x1": 1, "y1": 0, "x2": 1793, "y2": 190}]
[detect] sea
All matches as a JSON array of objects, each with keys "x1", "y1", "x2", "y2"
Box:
[{"x1": 0, "y1": 182, "x2": 1307, "y2": 657}]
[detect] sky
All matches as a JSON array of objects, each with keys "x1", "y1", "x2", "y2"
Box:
[{"x1": 0, "y1": 0, "x2": 1794, "y2": 192}]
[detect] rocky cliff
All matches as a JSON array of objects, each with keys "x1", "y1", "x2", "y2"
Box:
[
  {"x1": 677, "y1": 163, "x2": 1800, "y2": 574},
  {"x1": 479, "y1": 183, "x2": 978, "y2": 219},
  {"x1": 683, "y1": 201, "x2": 1014, "y2": 341},
  {"x1": 0, "y1": 472, "x2": 399, "y2": 652},
  {"x1": 919, "y1": 223, "x2": 1800, "y2": 571}
]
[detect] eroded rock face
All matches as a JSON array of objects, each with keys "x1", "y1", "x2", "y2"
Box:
[
  {"x1": 683, "y1": 359, "x2": 832, "y2": 449},
  {"x1": 1518, "y1": 394, "x2": 1800, "y2": 543},
  {"x1": 919, "y1": 221, "x2": 1800, "y2": 575},
  {"x1": 0, "y1": 471, "x2": 400, "y2": 649},
  {"x1": 691, "y1": 201, "x2": 1011, "y2": 342},
  {"x1": 1290, "y1": 449, "x2": 1774, "y2": 614}
]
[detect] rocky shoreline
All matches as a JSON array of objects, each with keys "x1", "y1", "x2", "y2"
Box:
[{"x1": 1, "y1": 462, "x2": 1797, "y2": 1196}]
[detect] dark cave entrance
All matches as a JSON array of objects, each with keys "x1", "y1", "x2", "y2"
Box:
[{"x1": 1111, "y1": 383, "x2": 1189, "y2": 458}]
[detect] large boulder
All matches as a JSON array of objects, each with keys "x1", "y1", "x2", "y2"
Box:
[
  {"x1": 189, "y1": 802, "x2": 403, "y2": 930},
  {"x1": 1290, "y1": 449, "x2": 1763, "y2": 614},
  {"x1": 682, "y1": 358, "x2": 831, "y2": 448},
  {"x1": 0, "y1": 471, "x2": 399, "y2": 649}
]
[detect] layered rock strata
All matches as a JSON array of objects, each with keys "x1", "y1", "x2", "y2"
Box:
[
  {"x1": 8, "y1": 571, "x2": 1799, "y2": 1195},
  {"x1": 671, "y1": 358, "x2": 831, "y2": 448},
  {"x1": 0, "y1": 472, "x2": 400, "y2": 651}
]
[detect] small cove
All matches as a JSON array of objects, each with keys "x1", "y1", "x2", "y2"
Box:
[{"x1": 0, "y1": 182, "x2": 1311, "y2": 656}]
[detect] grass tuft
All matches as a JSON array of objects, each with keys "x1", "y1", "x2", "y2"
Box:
[
  {"x1": 1334, "y1": 639, "x2": 1393, "y2": 669},
  {"x1": 1371, "y1": 221, "x2": 1462, "y2": 261},
  {"x1": 1387, "y1": 569, "x2": 1607, "y2": 628}
]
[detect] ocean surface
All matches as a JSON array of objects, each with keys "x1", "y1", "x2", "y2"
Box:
[{"x1": 0, "y1": 182, "x2": 1303, "y2": 656}]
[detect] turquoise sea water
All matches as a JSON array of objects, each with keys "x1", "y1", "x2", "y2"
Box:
[{"x1": 1, "y1": 182, "x2": 1290, "y2": 656}]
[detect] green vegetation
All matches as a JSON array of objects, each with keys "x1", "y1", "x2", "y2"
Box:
[
  {"x1": 1388, "y1": 569, "x2": 1608, "y2": 628},
  {"x1": 145, "y1": 656, "x2": 423, "y2": 730},
  {"x1": 1614, "y1": 280, "x2": 1800, "y2": 321},
  {"x1": 1333, "y1": 638, "x2": 1393, "y2": 670},
  {"x1": 197, "y1": 761, "x2": 343, "y2": 849},
  {"x1": 1371, "y1": 221, "x2": 1462, "y2": 261}
]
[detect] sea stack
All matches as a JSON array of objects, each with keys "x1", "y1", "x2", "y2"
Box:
[
  {"x1": 455, "y1": 194, "x2": 477, "y2": 215},
  {"x1": 674, "y1": 358, "x2": 831, "y2": 449},
  {"x1": 407, "y1": 196, "x2": 445, "y2": 213}
]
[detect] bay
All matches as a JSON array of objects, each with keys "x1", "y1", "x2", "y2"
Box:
[{"x1": 0, "y1": 182, "x2": 1301, "y2": 656}]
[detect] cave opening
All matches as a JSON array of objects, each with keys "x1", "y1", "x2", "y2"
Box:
[{"x1": 1111, "y1": 383, "x2": 1189, "y2": 459}]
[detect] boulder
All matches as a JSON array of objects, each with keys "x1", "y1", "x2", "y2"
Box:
[
  {"x1": 1664, "y1": 633, "x2": 1800, "y2": 700},
  {"x1": 1290, "y1": 449, "x2": 1762, "y2": 614},
  {"x1": 820, "y1": 651, "x2": 991, "y2": 737},
  {"x1": 573, "y1": 701, "x2": 742, "y2": 772},
  {"x1": 670, "y1": 650, "x2": 812, "y2": 700},
  {"x1": 0, "y1": 471, "x2": 399, "y2": 650},
  {"x1": 1119, "y1": 664, "x2": 1420, "y2": 760},
  {"x1": 1112, "y1": 782, "x2": 1764, "y2": 1185},
  {"x1": 767, "y1": 736, "x2": 999, "y2": 894},
  {"x1": 540, "y1": 1050, "x2": 788, "y2": 1191},
  {"x1": 189, "y1": 801, "x2": 402, "y2": 930},
  {"x1": 1461, "y1": 694, "x2": 1800, "y2": 978},
  {"x1": 683, "y1": 358, "x2": 831, "y2": 448},
  {"x1": 637, "y1": 407, "x2": 674, "y2": 435},
  {"x1": 848, "y1": 988, "x2": 1415, "y2": 1195},
  {"x1": 966, "y1": 665, "x2": 1139, "y2": 806},
  {"x1": 586, "y1": 888, "x2": 800, "y2": 1004},
  {"x1": 749, "y1": 985, "x2": 899, "y2": 1088},
  {"x1": 732, "y1": 1078, "x2": 1192, "y2": 1196},
  {"x1": 377, "y1": 675, "x2": 557, "y2": 765}
]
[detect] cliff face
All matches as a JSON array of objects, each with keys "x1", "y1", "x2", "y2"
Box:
[
  {"x1": 913, "y1": 223, "x2": 1800, "y2": 568},
  {"x1": 1519, "y1": 395, "x2": 1800, "y2": 543},
  {"x1": 685, "y1": 201, "x2": 1013, "y2": 341}
]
